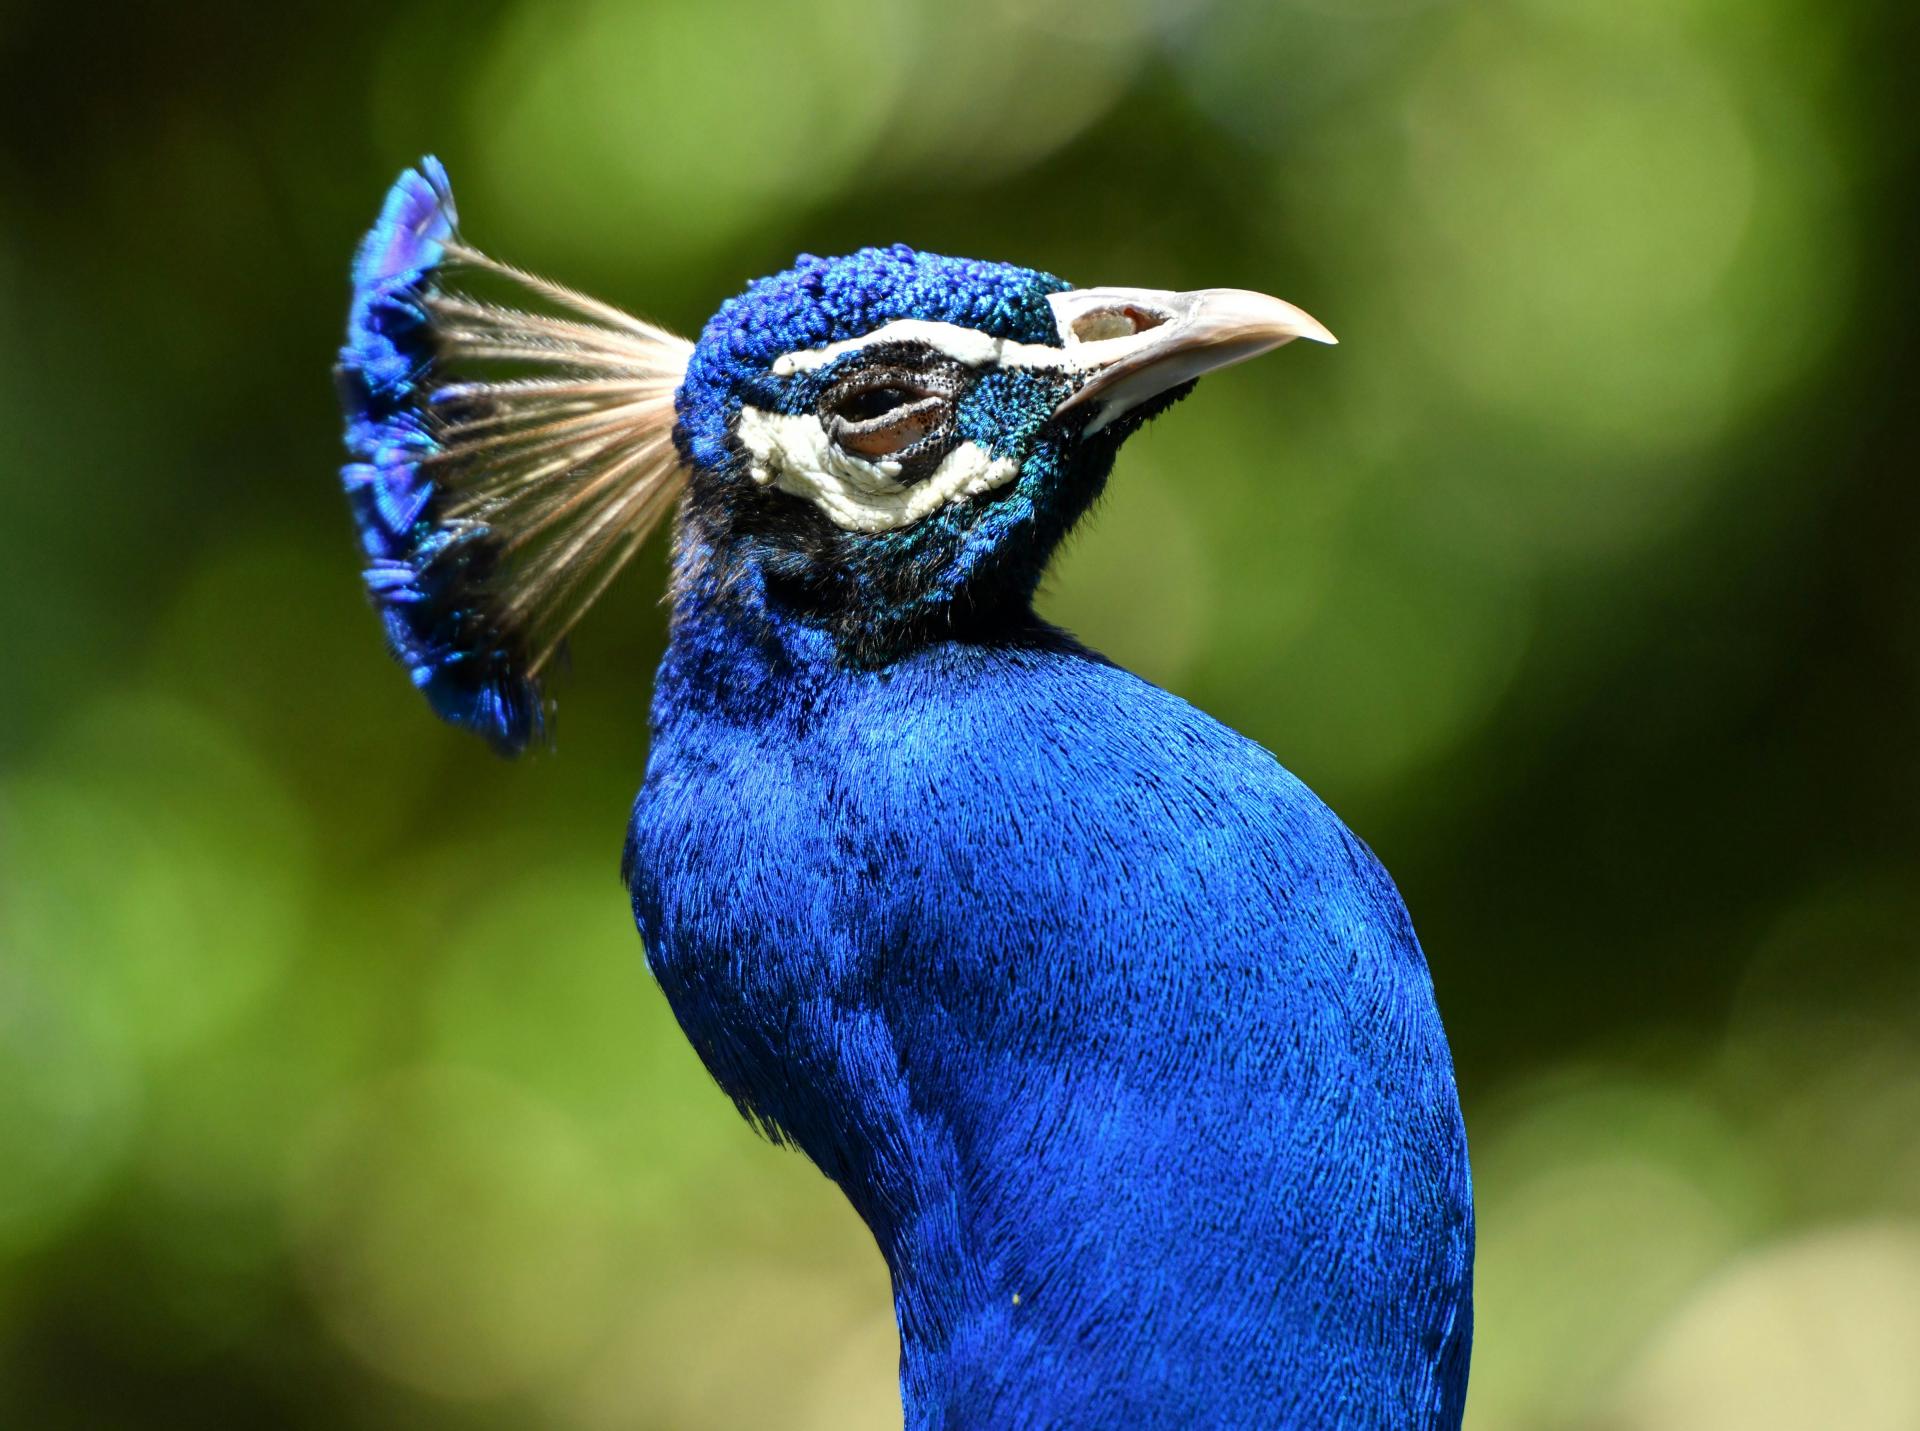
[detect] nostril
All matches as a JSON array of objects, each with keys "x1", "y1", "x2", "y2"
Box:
[{"x1": 1070, "y1": 305, "x2": 1165, "y2": 344}]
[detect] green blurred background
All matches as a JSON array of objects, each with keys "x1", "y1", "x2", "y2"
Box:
[{"x1": 2, "y1": 0, "x2": 1915, "y2": 1425}]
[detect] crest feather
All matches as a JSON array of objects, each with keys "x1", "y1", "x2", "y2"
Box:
[{"x1": 336, "y1": 158, "x2": 691, "y2": 754}]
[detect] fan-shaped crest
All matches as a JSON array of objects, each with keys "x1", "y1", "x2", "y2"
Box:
[{"x1": 337, "y1": 158, "x2": 691, "y2": 753}]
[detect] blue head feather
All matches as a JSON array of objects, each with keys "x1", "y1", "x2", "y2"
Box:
[{"x1": 676, "y1": 245, "x2": 1067, "y2": 470}]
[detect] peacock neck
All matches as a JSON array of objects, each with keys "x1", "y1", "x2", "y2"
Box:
[
  {"x1": 661, "y1": 504, "x2": 1055, "y2": 676},
  {"x1": 637, "y1": 536, "x2": 1472, "y2": 1427},
  {"x1": 656, "y1": 528, "x2": 1068, "y2": 712},
  {"x1": 645, "y1": 567, "x2": 1175, "y2": 1420}
]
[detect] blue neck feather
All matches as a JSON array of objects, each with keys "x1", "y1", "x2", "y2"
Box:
[{"x1": 625, "y1": 558, "x2": 1474, "y2": 1428}]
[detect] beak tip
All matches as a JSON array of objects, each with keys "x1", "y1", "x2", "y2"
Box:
[{"x1": 1294, "y1": 316, "x2": 1338, "y2": 347}]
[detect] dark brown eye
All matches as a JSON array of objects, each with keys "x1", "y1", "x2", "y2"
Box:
[
  {"x1": 815, "y1": 349, "x2": 967, "y2": 467},
  {"x1": 838, "y1": 385, "x2": 914, "y2": 422},
  {"x1": 832, "y1": 398, "x2": 946, "y2": 458},
  {"x1": 824, "y1": 375, "x2": 950, "y2": 460}
]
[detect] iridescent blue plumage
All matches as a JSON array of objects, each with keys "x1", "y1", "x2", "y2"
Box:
[
  {"x1": 628, "y1": 599, "x2": 1475, "y2": 1426},
  {"x1": 337, "y1": 159, "x2": 544, "y2": 752},
  {"x1": 337, "y1": 164, "x2": 1472, "y2": 1427}
]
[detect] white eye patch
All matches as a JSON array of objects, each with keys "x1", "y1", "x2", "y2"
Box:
[
  {"x1": 769, "y1": 319, "x2": 1076, "y2": 378},
  {"x1": 768, "y1": 310, "x2": 1168, "y2": 382},
  {"x1": 735, "y1": 407, "x2": 1018, "y2": 534},
  {"x1": 742, "y1": 310, "x2": 1158, "y2": 534}
]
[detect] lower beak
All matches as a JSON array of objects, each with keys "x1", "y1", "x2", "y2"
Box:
[{"x1": 1046, "y1": 286, "x2": 1336, "y2": 434}]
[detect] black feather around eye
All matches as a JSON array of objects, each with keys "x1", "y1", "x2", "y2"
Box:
[{"x1": 808, "y1": 345, "x2": 974, "y2": 473}]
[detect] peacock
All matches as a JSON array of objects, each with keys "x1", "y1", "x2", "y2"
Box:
[{"x1": 337, "y1": 158, "x2": 1473, "y2": 1429}]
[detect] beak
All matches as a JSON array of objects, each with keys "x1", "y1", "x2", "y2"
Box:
[{"x1": 1045, "y1": 286, "x2": 1336, "y2": 435}]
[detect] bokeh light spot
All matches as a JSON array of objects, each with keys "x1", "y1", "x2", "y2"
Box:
[
  {"x1": 1603, "y1": 1223, "x2": 1920, "y2": 1431},
  {"x1": 288, "y1": 1065, "x2": 619, "y2": 1400},
  {"x1": 147, "y1": 537, "x2": 444, "y2": 848},
  {"x1": 1399, "y1": 8, "x2": 1756, "y2": 456},
  {"x1": 427, "y1": 857, "x2": 751, "y2": 1210},
  {"x1": 3, "y1": 694, "x2": 308, "y2": 1066},
  {"x1": 1468, "y1": 1072, "x2": 1767, "y2": 1429},
  {"x1": 555, "y1": 1254, "x2": 896, "y2": 1431},
  {"x1": 0, "y1": 894, "x2": 140, "y2": 1258},
  {"x1": 863, "y1": 0, "x2": 1152, "y2": 185},
  {"x1": 471, "y1": 0, "x2": 909, "y2": 274}
]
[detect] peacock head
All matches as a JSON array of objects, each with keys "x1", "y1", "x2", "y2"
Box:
[
  {"x1": 672, "y1": 247, "x2": 1331, "y2": 657},
  {"x1": 337, "y1": 159, "x2": 1332, "y2": 751}
]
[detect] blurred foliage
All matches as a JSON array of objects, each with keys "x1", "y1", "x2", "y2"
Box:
[{"x1": 1, "y1": 0, "x2": 1916, "y2": 1426}]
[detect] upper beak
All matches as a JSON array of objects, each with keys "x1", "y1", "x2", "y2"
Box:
[{"x1": 1045, "y1": 286, "x2": 1336, "y2": 434}]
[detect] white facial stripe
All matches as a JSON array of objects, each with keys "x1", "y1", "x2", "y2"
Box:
[
  {"x1": 735, "y1": 406, "x2": 1019, "y2": 534},
  {"x1": 769, "y1": 318, "x2": 1080, "y2": 377}
]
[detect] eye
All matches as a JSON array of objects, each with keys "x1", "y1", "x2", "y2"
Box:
[
  {"x1": 822, "y1": 370, "x2": 954, "y2": 461},
  {"x1": 838, "y1": 385, "x2": 914, "y2": 422}
]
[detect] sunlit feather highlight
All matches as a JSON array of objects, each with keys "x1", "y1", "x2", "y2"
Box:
[{"x1": 336, "y1": 158, "x2": 690, "y2": 753}]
